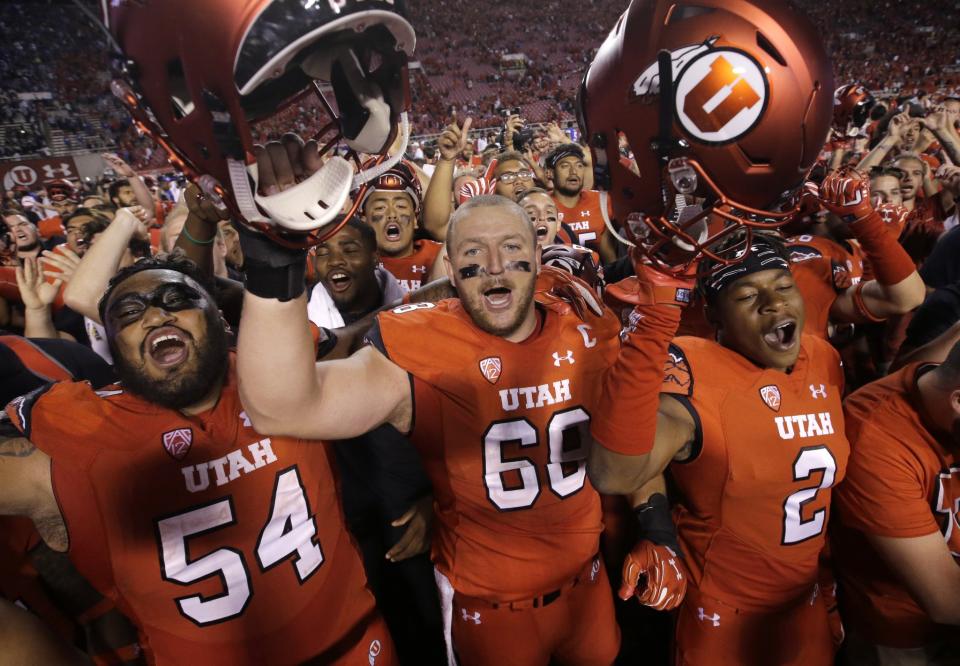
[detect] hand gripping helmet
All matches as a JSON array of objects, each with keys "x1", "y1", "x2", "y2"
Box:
[
  {"x1": 104, "y1": 0, "x2": 415, "y2": 246},
  {"x1": 833, "y1": 83, "x2": 875, "y2": 134},
  {"x1": 577, "y1": 0, "x2": 833, "y2": 275}
]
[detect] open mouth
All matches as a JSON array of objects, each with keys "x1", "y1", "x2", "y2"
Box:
[
  {"x1": 483, "y1": 285, "x2": 513, "y2": 311},
  {"x1": 565, "y1": 177, "x2": 580, "y2": 187},
  {"x1": 384, "y1": 223, "x2": 402, "y2": 242},
  {"x1": 536, "y1": 225, "x2": 549, "y2": 239},
  {"x1": 762, "y1": 319, "x2": 798, "y2": 352},
  {"x1": 145, "y1": 325, "x2": 190, "y2": 370},
  {"x1": 327, "y1": 270, "x2": 353, "y2": 293}
]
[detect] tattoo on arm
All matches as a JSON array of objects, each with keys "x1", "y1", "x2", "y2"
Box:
[{"x1": 0, "y1": 437, "x2": 36, "y2": 458}]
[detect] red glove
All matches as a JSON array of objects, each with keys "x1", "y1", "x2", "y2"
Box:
[
  {"x1": 875, "y1": 202, "x2": 910, "y2": 238},
  {"x1": 619, "y1": 540, "x2": 688, "y2": 611},
  {"x1": 819, "y1": 168, "x2": 873, "y2": 222},
  {"x1": 604, "y1": 253, "x2": 696, "y2": 309},
  {"x1": 537, "y1": 265, "x2": 604, "y2": 321}
]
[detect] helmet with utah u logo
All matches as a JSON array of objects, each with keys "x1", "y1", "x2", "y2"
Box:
[{"x1": 577, "y1": 0, "x2": 833, "y2": 275}]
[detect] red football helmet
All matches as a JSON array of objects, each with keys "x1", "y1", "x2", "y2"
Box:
[
  {"x1": 833, "y1": 83, "x2": 875, "y2": 134},
  {"x1": 577, "y1": 0, "x2": 833, "y2": 275},
  {"x1": 104, "y1": 0, "x2": 415, "y2": 247},
  {"x1": 355, "y1": 159, "x2": 423, "y2": 214}
]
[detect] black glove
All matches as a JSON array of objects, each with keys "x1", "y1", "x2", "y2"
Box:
[{"x1": 235, "y1": 223, "x2": 308, "y2": 302}]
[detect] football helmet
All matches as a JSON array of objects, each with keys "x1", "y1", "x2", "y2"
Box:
[
  {"x1": 577, "y1": 0, "x2": 833, "y2": 275},
  {"x1": 104, "y1": 0, "x2": 415, "y2": 246},
  {"x1": 355, "y1": 159, "x2": 423, "y2": 214},
  {"x1": 833, "y1": 83, "x2": 875, "y2": 134}
]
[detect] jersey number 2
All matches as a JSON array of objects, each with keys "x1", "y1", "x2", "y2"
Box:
[
  {"x1": 155, "y1": 466, "x2": 323, "y2": 626},
  {"x1": 483, "y1": 407, "x2": 590, "y2": 511},
  {"x1": 782, "y1": 446, "x2": 837, "y2": 545}
]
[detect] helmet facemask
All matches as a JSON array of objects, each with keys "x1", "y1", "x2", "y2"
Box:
[{"x1": 107, "y1": 1, "x2": 415, "y2": 248}]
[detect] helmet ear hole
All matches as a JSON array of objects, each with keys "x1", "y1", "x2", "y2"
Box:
[
  {"x1": 166, "y1": 59, "x2": 195, "y2": 120},
  {"x1": 755, "y1": 32, "x2": 786, "y2": 67}
]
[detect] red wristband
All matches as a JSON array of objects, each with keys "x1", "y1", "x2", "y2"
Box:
[{"x1": 848, "y1": 210, "x2": 915, "y2": 285}]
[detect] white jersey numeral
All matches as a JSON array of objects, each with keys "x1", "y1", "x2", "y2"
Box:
[
  {"x1": 782, "y1": 446, "x2": 837, "y2": 545},
  {"x1": 156, "y1": 466, "x2": 323, "y2": 626},
  {"x1": 483, "y1": 407, "x2": 591, "y2": 511}
]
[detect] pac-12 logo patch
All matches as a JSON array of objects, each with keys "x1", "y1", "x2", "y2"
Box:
[
  {"x1": 759, "y1": 385, "x2": 781, "y2": 412},
  {"x1": 674, "y1": 48, "x2": 769, "y2": 145},
  {"x1": 368, "y1": 639, "x2": 382, "y2": 665},
  {"x1": 162, "y1": 428, "x2": 193, "y2": 461},
  {"x1": 479, "y1": 357, "x2": 502, "y2": 384}
]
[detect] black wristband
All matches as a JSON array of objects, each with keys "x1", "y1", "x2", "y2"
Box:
[
  {"x1": 242, "y1": 260, "x2": 306, "y2": 302},
  {"x1": 634, "y1": 492, "x2": 682, "y2": 555},
  {"x1": 316, "y1": 327, "x2": 339, "y2": 359}
]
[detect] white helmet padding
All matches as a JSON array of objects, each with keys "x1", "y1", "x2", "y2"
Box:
[{"x1": 225, "y1": 113, "x2": 409, "y2": 233}]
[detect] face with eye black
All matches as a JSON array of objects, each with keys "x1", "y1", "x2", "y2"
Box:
[
  {"x1": 520, "y1": 191, "x2": 560, "y2": 246},
  {"x1": 445, "y1": 205, "x2": 540, "y2": 341},
  {"x1": 362, "y1": 190, "x2": 417, "y2": 257},
  {"x1": 710, "y1": 268, "x2": 806, "y2": 372},
  {"x1": 103, "y1": 269, "x2": 228, "y2": 410}
]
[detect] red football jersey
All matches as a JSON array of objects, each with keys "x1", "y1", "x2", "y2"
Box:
[
  {"x1": 663, "y1": 335, "x2": 849, "y2": 610},
  {"x1": 787, "y1": 234, "x2": 863, "y2": 339},
  {"x1": 5, "y1": 357, "x2": 385, "y2": 665},
  {"x1": 37, "y1": 216, "x2": 64, "y2": 240},
  {"x1": 553, "y1": 190, "x2": 612, "y2": 251},
  {"x1": 380, "y1": 239, "x2": 442, "y2": 293},
  {"x1": 373, "y1": 297, "x2": 620, "y2": 602},
  {"x1": 833, "y1": 363, "x2": 960, "y2": 648}
]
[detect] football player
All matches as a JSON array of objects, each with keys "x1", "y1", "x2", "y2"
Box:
[
  {"x1": 358, "y1": 162, "x2": 445, "y2": 293},
  {"x1": 618, "y1": 233, "x2": 849, "y2": 664},
  {"x1": 545, "y1": 143, "x2": 618, "y2": 263},
  {"x1": 575, "y1": 0, "x2": 861, "y2": 663},
  {"x1": 832, "y1": 342, "x2": 960, "y2": 662},
  {"x1": 1, "y1": 254, "x2": 395, "y2": 663},
  {"x1": 237, "y1": 194, "x2": 624, "y2": 665}
]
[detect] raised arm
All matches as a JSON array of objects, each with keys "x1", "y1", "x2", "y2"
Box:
[
  {"x1": 236, "y1": 229, "x2": 412, "y2": 440},
  {"x1": 856, "y1": 112, "x2": 909, "y2": 173},
  {"x1": 819, "y1": 169, "x2": 925, "y2": 323},
  {"x1": 62, "y1": 207, "x2": 150, "y2": 323},
  {"x1": 174, "y1": 183, "x2": 229, "y2": 278},
  {"x1": 588, "y1": 263, "x2": 696, "y2": 495},
  {"x1": 15, "y1": 258, "x2": 62, "y2": 339},
  {"x1": 422, "y1": 117, "x2": 471, "y2": 241},
  {"x1": 101, "y1": 153, "x2": 157, "y2": 223}
]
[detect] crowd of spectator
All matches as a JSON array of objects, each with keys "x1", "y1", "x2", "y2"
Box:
[{"x1": 2, "y1": 0, "x2": 958, "y2": 166}]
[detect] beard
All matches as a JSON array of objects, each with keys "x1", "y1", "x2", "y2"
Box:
[
  {"x1": 111, "y1": 311, "x2": 229, "y2": 410},
  {"x1": 555, "y1": 180, "x2": 582, "y2": 197},
  {"x1": 460, "y1": 278, "x2": 536, "y2": 338}
]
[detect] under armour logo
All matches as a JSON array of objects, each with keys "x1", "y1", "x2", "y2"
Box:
[
  {"x1": 552, "y1": 350, "x2": 575, "y2": 366},
  {"x1": 581, "y1": 210, "x2": 591, "y2": 217},
  {"x1": 239, "y1": 411, "x2": 252, "y2": 427},
  {"x1": 41, "y1": 163, "x2": 74, "y2": 180},
  {"x1": 411, "y1": 265, "x2": 428, "y2": 274},
  {"x1": 809, "y1": 384, "x2": 827, "y2": 399},
  {"x1": 697, "y1": 607, "x2": 720, "y2": 627},
  {"x1": 461, "y1": 608, "x2": 481, "y2": 624}
]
